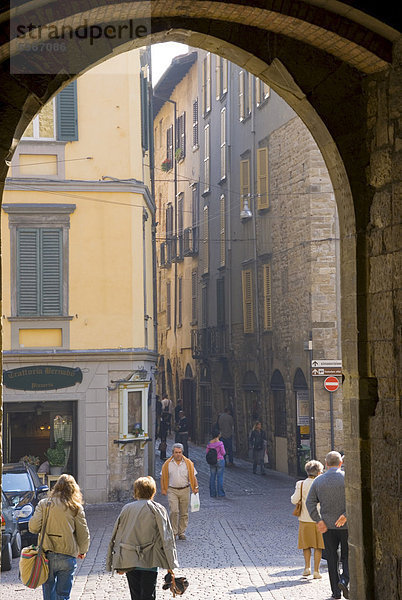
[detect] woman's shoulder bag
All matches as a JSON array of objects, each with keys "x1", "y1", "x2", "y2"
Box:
[
  {"x1": 19, "y1": 499, "x2": 51, "y2": 588},
  {"x1": 292, "y1": 481, "x2": 303, "y2": 517}
]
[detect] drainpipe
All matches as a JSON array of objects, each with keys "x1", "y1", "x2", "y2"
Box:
[
  {"x1": 143, "y1": 208, "x2": 149, "y2": 348},
  {"x1": 251, "y1": 79, "x2": 260, "y2": 350}
]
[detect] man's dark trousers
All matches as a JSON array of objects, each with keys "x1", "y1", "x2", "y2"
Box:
[
  {"x1": 221, "y1": 436, "x2": 233, "y2": 464},
  {"x1": 323, "y1": 528, "x2": 349, "y2": 597}
]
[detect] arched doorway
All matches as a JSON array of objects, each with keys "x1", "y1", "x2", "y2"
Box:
[
  {"x1": 271, "y1": 370, "x2": 287, "y2": 474},
  {"x1": 0, "y1": 4, "x2": 400, "y2": 596},
  {"x1": 242, "y1": 371, "x2": 260, "y2": 456},
  {"x1": 182, "y1": 363, "x2": 196, "y2": 441},
  {"x1": 199, "y1": 363, "x2": 212, "y2": 443},
  {"x1": 293, "y1": 368, "x2": 310, "y2": 476}
]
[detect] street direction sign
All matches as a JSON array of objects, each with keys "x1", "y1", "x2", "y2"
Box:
[
  {"x1": 324, "y1": 376, "x2": 340, "y2": 392},
  {"x1": 312, "y1": 367, "x2": 342, "y2": 376},
  {"x1": 311, "y1": 359, "x2": 342, "y2": 368}
]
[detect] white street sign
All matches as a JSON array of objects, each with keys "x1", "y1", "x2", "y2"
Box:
[{"x1": 311, "y1": 359, "x2": 342, "y2": 368}]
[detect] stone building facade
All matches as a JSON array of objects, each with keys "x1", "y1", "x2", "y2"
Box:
[{"x1": 155, "y1": 48, "x2": 343, "y2": 476}]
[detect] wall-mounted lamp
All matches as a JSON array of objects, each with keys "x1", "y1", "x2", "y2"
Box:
[{"x1": 240, "y1": 197, "x2": 252, "y2": 221}]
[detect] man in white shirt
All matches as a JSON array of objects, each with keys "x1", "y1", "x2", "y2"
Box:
[{"x1": 161, "y1": 444, "x2": 198, "y2": 540}]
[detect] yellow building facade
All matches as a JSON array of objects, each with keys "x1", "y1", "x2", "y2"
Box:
[{"x1": 2, "y1": 50, "x2": 156, "y2": 502}]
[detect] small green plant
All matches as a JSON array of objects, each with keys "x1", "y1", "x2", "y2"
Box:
[
  {"x1": 46, "y1": 439, "x2": 65, "y2": 467},
  {"x1": 161, "y1": 158, "x2": 172, "y2": 172}
]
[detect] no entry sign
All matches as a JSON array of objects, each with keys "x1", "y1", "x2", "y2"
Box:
[{"x1": 324, "y1": 376, "x2": 339, "y2": 392}]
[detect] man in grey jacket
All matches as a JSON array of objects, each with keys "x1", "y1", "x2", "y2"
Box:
[{"x1": 306, "y1": 451, "x2": 349, "y2": 599}]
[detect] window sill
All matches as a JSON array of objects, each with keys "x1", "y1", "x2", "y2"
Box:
[
  {"x1": 114, "y1": 436, "x2": 152, "y2": 448},
  {"x1": 8, "y1": 315, "x2": 74, "y2": 321}
]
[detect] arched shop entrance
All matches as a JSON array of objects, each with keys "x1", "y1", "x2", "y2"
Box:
[{"x1": 0, "y1": 3, "x2": 400, "y2": 598}]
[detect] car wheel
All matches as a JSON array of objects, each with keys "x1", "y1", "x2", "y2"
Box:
[
  {"x1": 11, "y1": 531, "x2": 22, "y2": 557},
  {"x1": 1, "y1": 541, "x2": 12, "y2": 571}
]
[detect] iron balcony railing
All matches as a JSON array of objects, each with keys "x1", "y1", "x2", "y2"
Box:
[{"x1": 191, "y1": 326, "x2": 226, "y2": 359}]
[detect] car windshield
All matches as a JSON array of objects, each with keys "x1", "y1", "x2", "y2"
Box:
[{"x1": 2, "y1": 472, "x2": 33, "y2": 492}]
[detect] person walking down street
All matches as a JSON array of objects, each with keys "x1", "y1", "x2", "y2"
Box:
[
  {"x1": 291, "y1": 460, "x2": 325, "y2": 579},
  {"x1": 28, "y1": 474, "x2": 90, "y2": 600},
  {"x1": 161, "y1": 394, "x2": 173, "y2": 434},
  {"x1": 176, "y1": 411, "x2": 189, "y2": 457},
  {"x1": 174, "y1": 399, "x2": 183, "y2": 428},
  {"x1": 107, "y1": 476, "x2": 178, "y2": 600},
  {"x1": 306, "y1": 451, "x2": 349, "y2": 599},
  {"x1": 218, "y1": 407, "x2": 234, "y2": 466},
  {"x1": 159, "y1": 408, "x2": 171, "y2": 460},
  {"x1": 250, "y1": 421, "x2": 267, "y2": 475},
  {"x1": 155, "y1": 395, "x2": 162, "y2": 440},
  {"x1": 161, "y1": 443, "x2": 199, "y2": 541},
  {"x1": 206, "y1": 429, "x2": 226, "y2": 498}
]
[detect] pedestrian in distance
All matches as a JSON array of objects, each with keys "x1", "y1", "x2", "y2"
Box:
[
  {"x1": 175, "y1": 410, "x2": 189, "y2": 457},
  {"x1": 28, "y1": 474, "x2": 90, "y2": 600},
  {"x1": 160, "y1": 443, "x2": 199, "y2": 541},
  {"x1": 250, "y1": 421, "x2": 267, "y2": 475},
  {"x1": 107, "y1": 476, "x2": 178, "y2": 600},
  {"x1": 291, "y1": 459, "x2": 325, "y2": 579},
  {"x1": 159, "y1": 408, "x2": 171, "y2": 460},
  {"x1": 206, "y1": 429, "x2": 226, "y2": 497},
  {"x1": 161, "y1": 394, "x2": 173, "y2": 434},
  {"x1": 174, "y1": 398, "x2": 183, "y2": 427},
  {"x1": 218, "y1": 407, "x2": 234, "y2": 466},
  {"x1": 306, "y1": 451, "x2": 349, "y2": 599}
]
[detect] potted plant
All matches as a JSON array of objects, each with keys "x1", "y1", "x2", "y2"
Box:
[
  {"x1": 46, "y1": 439, "x2": 66, "y2": 475},
  {"x1": 161, "y1": 157, "x2": 172, "y2": 172}
]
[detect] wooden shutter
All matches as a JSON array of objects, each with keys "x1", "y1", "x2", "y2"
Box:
[
  {"x1": 166, "y1": 281, "x2": 171, "y2": 328},
  {"x1": 240, "y1": 159, "x2": 250, "y2": 210},
  {"x1": 242, "y1": 269, "x2": 254, "y2": 333},
  {"x1": 263, "y1": 263, "x2": 272, "y2": 330},
  {"x1": 140, "y1": 71, "x2": 149, "y2": 151},
  {"x1": 41, "y1": 228, "x2": 62, "y2": 315},
  {"x1": 239, "y1": 71, "x2": 245, "y2": 120},
  {"x1": 220, "y1": 194, "x2": 225, "y2": 267},
  {"x1": 217, "y1": 278, "x2": 225, "y2": 327},
  {"x1": 203, "y1": 205, "x2": 209, "y2": 274},
  {"x1": 178, "y1": 112, "x2": 186, "y2": 158},
  {"x1": 206, "y1": 53, "x2": 211, "y2": 113},
  {"x1": 257, "y1": 147, "x2": 269, "y2": 209},
  {"x1": 222, "y1": 59, "x2": 228, "y2": 93},
  {"x1": 17, "y1": 228, "x2": 62, "y2": 316},
  {"x1": 178, "y1": 277, "x2": 183, "y2": 327},
  {"x1": 56, "y1": 81, "x2": 78, "y2": 141},
  {"x1": 220, "y1": 108, "x2": 226, "y2": 179},
  {"x1": 192, "y1": 99, "x2": 199, "y2": 148},
  {"x1": 17, "y1": 228, "x2": 39, "y2": 316},
  {"x1": 248, "y1": 74, "x2": 253, "y2": 115},
  {"x1": 191, "y1": 270, "x2": 197, "y2": 323},
  {"x1": 204, "y1": 124, "x2": 210, "y2": 193},
  {"x1": 166, "y1": 125, "x2": 173, "y2": 165},
  {"x1": 216, "y1": 55, "x2": 221, "y2": 99}
]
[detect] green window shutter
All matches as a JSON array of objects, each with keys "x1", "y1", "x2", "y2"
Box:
[
  {"x1": 56, "y1": 81, "x2": 78, "y2": 141},
  {"x1": 140, "y1": 72, "x2": 149, "y2": 151},
  {"x1": 17, "y1": 228, "x2": 62, "y2": 316},
  {"x1": 40, "y1": 228, "x2": 62, "y2": 315},
  {"x1": 17, "y1": 228, "x2": 39, "y2": 316}
]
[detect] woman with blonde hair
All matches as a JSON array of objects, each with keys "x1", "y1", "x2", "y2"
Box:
[
  {"x1": 29, "y1": 474, "x2": 90, "y2": 600},
  {"x1": 291, "y1": 460, "x2": 325, "y2": 578},
  {"x1": 107, "y1": 476, "x2": 178, "y2": 600}
]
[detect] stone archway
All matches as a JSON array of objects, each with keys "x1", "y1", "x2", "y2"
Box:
[{"x1": 0, "y1": 3, "x2": 400, "y2": 598}]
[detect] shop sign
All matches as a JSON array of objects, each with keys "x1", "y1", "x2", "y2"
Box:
[{"x1": 3, "y1": 365, "x2": 83, "y2": 391}]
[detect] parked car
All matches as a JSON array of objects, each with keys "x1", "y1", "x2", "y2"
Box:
[
  {"x1": 2, "y1": 462, "x2": 49, "y2": 542},
  {"x1": 1, "y1": 490, "x2": 22, "y2": 571}
]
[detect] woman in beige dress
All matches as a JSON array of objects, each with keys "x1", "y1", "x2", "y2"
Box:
[{"x1": 291, "y1": 459, "x2": 325, "y2": 578}]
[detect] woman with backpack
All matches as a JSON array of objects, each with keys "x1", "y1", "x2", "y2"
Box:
[{"x1": 206, "y1": 429, "x2": 226, "y2": 497}]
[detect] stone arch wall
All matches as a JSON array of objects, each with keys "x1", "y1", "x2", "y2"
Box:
[{"x1": 0, "y1": 3, "x2": 400, "y2": 598}]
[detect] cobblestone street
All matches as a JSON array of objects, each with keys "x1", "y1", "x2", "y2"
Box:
[{"x1": 1, "y1": 440, "x2": 334, "y2": 599}]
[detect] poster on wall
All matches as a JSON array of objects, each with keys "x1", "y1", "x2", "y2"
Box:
[{"x1": 297, "y1": 390, "x2": 310, "y2": 426}]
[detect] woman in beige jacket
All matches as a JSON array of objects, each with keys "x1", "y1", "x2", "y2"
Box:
[
  {"x1": 291, "y1": 460, "x2": 324, "y2": 578},
  {"x1": 107, "y1": 476, "x2": 178, "y2": 600},
  {"x1": 29, "y1": 474, "x2": 90, "y2": 600}
]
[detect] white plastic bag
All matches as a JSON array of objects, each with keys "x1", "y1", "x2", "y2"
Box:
[
  {"x1": 190, "y1": 492, "x2": 200, "y2": 512},
  {"x1": 264, "y1": 450, "x2": 269, "y2": 465}
]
